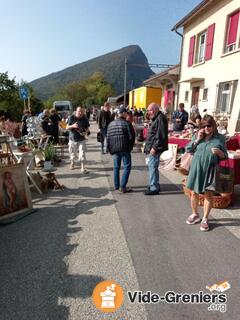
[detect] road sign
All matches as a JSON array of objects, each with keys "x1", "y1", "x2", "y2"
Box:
[{"x1": 19, "y1": 87, "x2": 29, "y2": 100}]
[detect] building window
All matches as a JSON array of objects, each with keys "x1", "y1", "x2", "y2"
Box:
[
  {"x1": 202, "y1": 88, "x2": 208, "y2": 101},
  {"x1": 184, "y1": 91, "x2": 189, "y2": 102},
  {"x1": 188, "y1": 24, "x2": 215, "y2": 67},
  {"x1": 216, "y1": 81, "x2": 238, "y2": 114},
  {"x1": 195, "y1": 31, "x2": 207, "y2": 63},
  {"x1": 224, "y1": 11, "x2": 240, "y2": 53}
]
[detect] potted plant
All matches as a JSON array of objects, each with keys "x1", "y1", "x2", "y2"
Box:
[{"x1": 43, "y1": 144, "x2": 55, "y2": 171}]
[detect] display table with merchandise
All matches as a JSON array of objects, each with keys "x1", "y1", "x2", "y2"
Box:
[
  {"x1": 220, "y1": 153, "x2": 240, "y2": 185},
  {"x1": 168, "y1": 137, "x2": 191, "y2": 148}
]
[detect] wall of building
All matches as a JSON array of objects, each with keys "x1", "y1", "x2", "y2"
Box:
[{"x1": 179, "y1": 0, "x2": 240, "y2": 134}]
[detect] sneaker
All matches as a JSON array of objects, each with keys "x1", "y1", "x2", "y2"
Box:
[
  {"x1": 80, "y1": 164, "x2": 89, "y2": 174},
  {"x1": 200, "y1": 219, "x2": 209, "y2": 231},
  {"x1": 70, "y1": 161, "x2": 74, "y2": 170},
  {"x1": 186, "y1": 214, "x2": 201, "y2": 225},
  {"x1": 144, "y1": 189, "x2": 160, "y2": 195},
  {"x1": 119, "y1": 187, "x2": 133, "y2": 193},
  {"x1": 81, "y1": 168, "x2": 89, "y2": 174}
]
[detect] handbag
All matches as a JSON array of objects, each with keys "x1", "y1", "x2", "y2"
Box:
[
  {"x1": 159, "y1": 144, "x2": 178, "y2": 170},
  {"x1": 177, "y1": 153, "x2": 193, "y2": 175},
  {"x1": 97, "y1": 131, "x2": 103, "y2": 143},
  {"x1": 205, "y1": 162, "x2": 234, "y2": 193}
]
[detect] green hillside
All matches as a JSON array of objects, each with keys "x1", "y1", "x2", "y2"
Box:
[{"x1": 29, "y1": 45, "x2": 154, "y2": 101}]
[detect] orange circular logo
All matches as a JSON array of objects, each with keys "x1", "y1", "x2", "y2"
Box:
[{"x1": 92, "y1": 280, "x2": 124, "y2": 313}]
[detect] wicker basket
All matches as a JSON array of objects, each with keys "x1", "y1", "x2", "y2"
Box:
[
  {"x1": 182, "y1": 179, "x2": 232, "y2": 209},
  {"x1": 177, "y1": 167, "x2": 189, "y2": 176}
]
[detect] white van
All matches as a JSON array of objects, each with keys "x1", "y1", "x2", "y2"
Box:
[{"x1": 53, "y1": 100, "x2": 73, "y2": 119}]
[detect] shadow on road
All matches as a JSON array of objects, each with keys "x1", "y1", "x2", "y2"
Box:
[
  {"x1": 209, "y1": 218, "x2": 240, "y2": 229},
  {"x1": 0, "y1": 186, "x2": 115, "y2": 320}
]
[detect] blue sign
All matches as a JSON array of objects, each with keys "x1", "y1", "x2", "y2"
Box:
[{"x1": 19, "y1": 87, "x2": 29, "y2": 100}]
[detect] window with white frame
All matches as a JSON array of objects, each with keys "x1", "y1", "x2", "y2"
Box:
[
  {"x1": 202, "y1": 88, "x2": 208, "y2": 101},
  {"x1": 184, "y1": 91, "x2": 189, "y2": 102},
  {"x1": 195, "y1": 31, "x2": 207, "y2": 63},
  {"x1": 224, "y1": 10, "x2": 240, "y2": 53},
  {"x1": 216, "y1": 81, "x2": 238, "y2": 114}
]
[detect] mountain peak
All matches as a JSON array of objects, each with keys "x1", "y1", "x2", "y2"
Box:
[{"x1": 30, "y1": 45, "x2": 154, "y2": 101}]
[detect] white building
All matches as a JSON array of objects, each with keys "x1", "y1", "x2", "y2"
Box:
[{"x1": 172, "y1": 0, "x2": 240, "y2": 134}]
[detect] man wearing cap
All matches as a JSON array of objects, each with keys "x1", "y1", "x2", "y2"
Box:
[
  {"x1": 144, "y1": 102, "x2": 168, "y2": 195},
  {"x1": 107, "y1": 106, "x2": 135, "y2": 193}
]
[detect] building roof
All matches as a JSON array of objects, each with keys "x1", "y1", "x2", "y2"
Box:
[
  {"x1": 171, "y1": 0, "x2": 214, "y2": 30},
  {"x1": 179, "y1": 77, "x2": 205, "y2": 83},
  {"x1": 107, "y1": 93, "x2": 129, "y2": 104},
  {"x1": 143, "y1": 64, "x2": 180, "y2": 85}
]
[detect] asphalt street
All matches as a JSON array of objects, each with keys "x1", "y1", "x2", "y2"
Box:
[
  {"x1": 104, "y1": 132, "x2": 240, "y2": 320},
  {"x1": 0, "y1": 122, "x2": 239, "y2": 320}
]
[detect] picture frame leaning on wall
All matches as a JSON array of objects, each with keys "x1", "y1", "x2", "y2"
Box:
[{"x1": 0, "y1": 163, "x2": 33, "y2": 222}]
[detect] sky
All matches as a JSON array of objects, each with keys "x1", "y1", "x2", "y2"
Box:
[{"x1": 0, "y1": 0, "x2": 201, "y2": 83}]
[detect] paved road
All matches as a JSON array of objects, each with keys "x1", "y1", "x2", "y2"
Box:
[
  {"x1": 0, "y1": 125, "x2": 147, "y2": 320},
  {"x1": 104, "y1": 136, "x2": 240, "y2": 320},
  {"x1": 0, "y1": 123, "x2": 239, "y2": 320}
]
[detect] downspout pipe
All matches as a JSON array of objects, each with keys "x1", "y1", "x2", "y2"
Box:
[{"x1": 173, "y1": 27, "x2": 183, "y2": 110}]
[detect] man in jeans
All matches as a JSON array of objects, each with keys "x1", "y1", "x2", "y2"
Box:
[
  {"x1": 98, "y1": 102, "x2": 112, "y2": 154},
  {"x1": 144, "y1": 103, "x2": 168, "y2": 195},
  {"x1": 66, "y1": 106, "x2": 90, "y2": 172},
  {"x1": 107, "y1": 106, "x2": 135, "y2": 193}
]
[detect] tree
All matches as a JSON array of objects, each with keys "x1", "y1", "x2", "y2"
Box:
[
  {"x1": 0, "y1": 72, "x2": 21, "y2": 120},
  {"x1": 82, "y1": 72, "x2": 115, "y2": 106},
  {"x1": 46, "y1": 72, "x2": 115, "y2": 109},
  {"x1": 63, "y1": 82, "x2": 88, "y2": 107},
  {"x1": 0, "y1": 72, "x2": 43, "y2": 120}
]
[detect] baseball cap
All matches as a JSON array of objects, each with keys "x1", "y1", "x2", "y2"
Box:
[{"x1": 118, "y1": 106, "x2": 127, "y2": 114}]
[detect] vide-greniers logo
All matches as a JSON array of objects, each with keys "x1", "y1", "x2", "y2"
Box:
[
  {"x1": 92, "y1": 280, "x2": 124, "y2": 313},
  {"x1": 127, "y1": 281, "x2": 230, "y2": 313}
]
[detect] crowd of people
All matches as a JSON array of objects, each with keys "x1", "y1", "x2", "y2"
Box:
[
  {"x1": 1, "y1": 101, "x2": 230, "y2": 232},
  {"x1": 92, "y1": 101, "x2": 228, "y2": 231}
]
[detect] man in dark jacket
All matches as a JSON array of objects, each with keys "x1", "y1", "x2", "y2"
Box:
[
  {"x1": 98, "y1": 102, "x2": 112, "y2": 154},
  {"x1": 107, "y1": 106, "x2": 135, "y2": 193},
  {"x1": 144, "y1": 103, "x2": 168, "y2": 195}
]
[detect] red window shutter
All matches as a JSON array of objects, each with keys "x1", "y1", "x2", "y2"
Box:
[
  {"x1": 188, "y1": 36, "x2": 195, "y2": 67},
  {"x1": 205, "y1": 23, "x2": 215, "y2": 60},
  {"x1": 170, "y1": 91, "x2": 175, "y2": 106},
  {"x1": 227, "y1": 11, "x2": 240, "y2": 45}
]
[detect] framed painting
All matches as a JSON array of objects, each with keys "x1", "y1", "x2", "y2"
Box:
[{"x1": 0, "y1": 163, "x2": 32, "y2": 221}]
